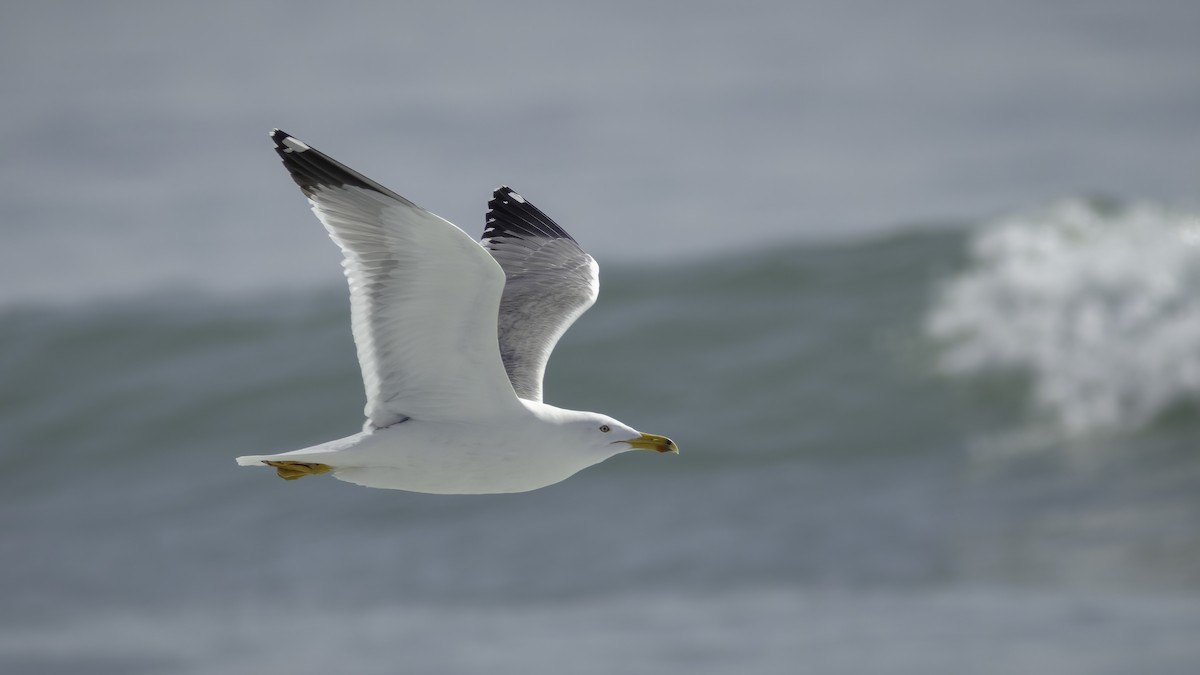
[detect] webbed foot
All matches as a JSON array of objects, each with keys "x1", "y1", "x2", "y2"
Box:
[{"x1": 263, "y1": 460, "x2": 333, "y2": 480}]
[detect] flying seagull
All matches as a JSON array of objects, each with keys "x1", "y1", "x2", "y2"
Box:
[{"x1": 236, "y1": 130, "x2": 677, "y2": 493}]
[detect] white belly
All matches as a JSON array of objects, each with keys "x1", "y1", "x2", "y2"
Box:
[{"x1": 284, "y1": 419, "x2": 597, "y2": 494}]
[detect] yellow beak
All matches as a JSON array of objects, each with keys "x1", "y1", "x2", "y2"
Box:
[{"x1": 619, "y1": 433, "x2": 679, "y2": 454}]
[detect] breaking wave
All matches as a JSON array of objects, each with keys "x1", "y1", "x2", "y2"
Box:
[{"x1": 926, "y1": 198, "x2": 1200, "y2": 434}]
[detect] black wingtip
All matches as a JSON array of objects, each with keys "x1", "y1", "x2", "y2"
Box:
[
  {"x1": 269, "y1": 128, "x2": 314, "y2": 157},
  {"x1": 270, "y1": 128, "x2": 290, "y2": 149},
  {"x1": 267, "y1": 130, "x2": 405, "y2": 201},
  {"x1": 484, "y1": 186, "x2": 578, "y2": 244}
]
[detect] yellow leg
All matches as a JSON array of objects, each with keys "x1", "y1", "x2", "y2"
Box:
[{"x1": 263, "y1": 460, "x2": 333, "y2": 481}]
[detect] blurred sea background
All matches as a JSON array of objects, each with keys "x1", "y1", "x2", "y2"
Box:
[{"x1": 3, "y1": 1, "x2": 1200, "y2": 673}]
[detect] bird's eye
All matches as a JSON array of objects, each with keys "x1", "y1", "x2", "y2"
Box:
[{"x1": 599, "y1": 424, "x2": 611, "y2": 433}]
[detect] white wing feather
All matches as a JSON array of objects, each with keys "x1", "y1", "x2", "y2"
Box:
[{"x1": 271, "y1": 130, "x2": 522, "y2": 427}]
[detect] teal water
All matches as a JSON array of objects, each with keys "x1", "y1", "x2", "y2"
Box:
[
  {"x1": 3, "y1": 203, "x2": 1200, "y2": 673},
  {"x1": 5, "y1": 0, "x2": 1200, "y2": 669}
]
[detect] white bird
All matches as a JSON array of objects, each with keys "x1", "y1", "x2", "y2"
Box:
[{"x1": 236, "y1": 130, "x2": 676, "y2": 493}]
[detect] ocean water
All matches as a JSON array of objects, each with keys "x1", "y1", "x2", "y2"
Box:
[
  {"x1": 4, "y1": 1, "x2": 1200, "y2": 672},
  {"x1": 4, "y1": 200, "x2": 1200, "y2": 674}
]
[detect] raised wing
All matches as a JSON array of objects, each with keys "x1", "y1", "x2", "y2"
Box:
[
  {"x1": 482, "y1": 187, "x2": 599, "y2": 402},
  {"x1": 270, "y1": 130, "x2": 522, "y2": 427}
]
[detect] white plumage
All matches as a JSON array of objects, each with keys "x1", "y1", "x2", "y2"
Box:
[{"x1": 235, "y1": 130, "x2": 675, "y2": 493}]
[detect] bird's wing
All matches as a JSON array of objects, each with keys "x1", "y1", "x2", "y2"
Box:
[
  {"x1": 481, "y1": 187, "x2": 599, "y2": 402},
  {"x1": 271, "y1": 130, "x2": 522, "y2": 427}
]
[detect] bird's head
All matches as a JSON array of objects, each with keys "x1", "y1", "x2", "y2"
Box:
[{"x1": 569, "y1": 412, "x2": 678, "y2": 458}]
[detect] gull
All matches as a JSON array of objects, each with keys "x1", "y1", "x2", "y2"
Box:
[{"x1": 236, "y1": 130, "x2": 677, "y2": 493}]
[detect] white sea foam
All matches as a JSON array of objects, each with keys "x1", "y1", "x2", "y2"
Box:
[{"x1": 927, "y1": 198, "x2": 1200, "y2": 434}]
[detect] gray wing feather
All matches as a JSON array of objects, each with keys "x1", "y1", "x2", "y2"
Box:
[{"x1": 483, "y1": 187, "x2": 599, "y2": 402}]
